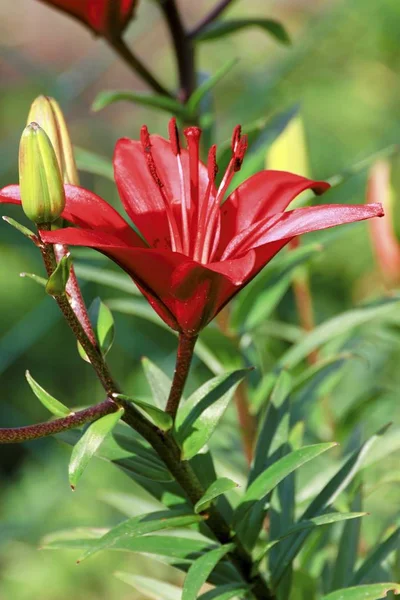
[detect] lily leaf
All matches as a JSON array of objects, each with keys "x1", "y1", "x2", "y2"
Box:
[
  {"x1": 78, "y1": 297, "x2": 114, "y2": 361},
  {"x1": 182, "y1": 544, "x2": 235, "y2": 600},
  {"x1": 25, "y1": 370, "x2": 70, "y2": 417},
  {"x1": 194, "y1": 18, "x2": 290, "y2": 45},
  {"x1": 69, "y1": 408, "x2": 124, "y2": 489},
  {"x1": 234, "y1": 443, "x2": 336, "y2": 527},
  {"x1": 142, "y1": 357, "x2": 172, "y2": 409},
  {"x1": 113, "y1": 393, "x2": 173, "y2": 431},
  {"x1": 175, "y1": 369, "x2": 248, "y2": 460},
  {"x1": 92, "y1": 90, "x2": 186, "y2": 117},
  {"x1": 321, "y1": 583, "x2": 400, "y2": 600},
  {"x1": 186, "y1": 58, "x2": 237, "y2": 116},
  {"x1": 78, "y1": 509, "x2": 204, "y2": 562},
  {"x1": 194, "y1": 478, "x2": 239, "y2": 514}
]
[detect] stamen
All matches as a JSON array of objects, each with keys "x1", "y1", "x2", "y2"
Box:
[
  {"x1": 183, "y1": 127, "x2": 201, "y2": 211},
  {"x1": 140, "y1": 125, "x2": 183, "y2": 252},
  {"x1": 194, "y1": 145, "x2": 218, "y2": 263},
  {"x1": 168, "y1": 117, "x2": 181, "y2": 156},
  {"x1": 201, "y1": 128, "x2": 247, "y2": 263}
]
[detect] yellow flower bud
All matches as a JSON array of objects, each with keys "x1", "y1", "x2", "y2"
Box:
[
  {"x1": 27, "y1": 96, "x2": 79, "y2": 185},
  {"x1": 19, "y1": 122, "x2": 66, "y2": 224}
]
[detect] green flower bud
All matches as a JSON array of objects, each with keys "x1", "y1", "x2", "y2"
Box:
[
  {"x1": 27, "y1": 96, "x2": 79, "y2": 185},
  {"x1": 19, "y1": 122, "x2": 66, "y2": 224}
]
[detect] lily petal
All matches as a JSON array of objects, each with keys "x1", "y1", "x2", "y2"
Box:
[
  {"x1": 222, "y1": 202, "x2": 384, "y2": 259},
  {"x1": 218, "y1": 170, "x2": 329, "y2": 256},
  {"x1": 0, "y1": 184, "x2": 144, "y2": 247},
  {"x1": 114, "y1": 135, "x2": 209, "y2": 249}
]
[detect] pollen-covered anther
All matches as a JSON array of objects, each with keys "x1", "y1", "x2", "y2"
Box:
[
  {"x1": 231, "y1": 125, "x2": 242, "y2": 153},
  {"x1": 207, "y1": 145, "x2": 218, "y2": 182},
  {"x1": 233, "y1": 135, "x2": 248, "y2": 172},
  {"x1": 140, "y1": 126, "x2": 164, "y2": 188},
  {"x1": 168, "y1": 118, "x2": 181, "y2": 156}
]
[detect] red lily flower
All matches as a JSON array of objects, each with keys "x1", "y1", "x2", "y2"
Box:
[
  {"x1": 37, "y1": 0, "x2": 137, "y2": 38},
  {"x1": 0, "y1": 121, "x2": 383, "y2": 336}
]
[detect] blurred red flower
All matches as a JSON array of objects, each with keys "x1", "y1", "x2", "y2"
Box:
[
  {"x1": 0, "y1": 121, "x2": 383, "y2": 335},
  {"x1": 37, "y1": 0, "x2": 138, "y2": 38}
]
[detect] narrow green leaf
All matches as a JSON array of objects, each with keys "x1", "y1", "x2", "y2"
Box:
[
  {"x1": 234, "y1": 443, "x2": 336, "y2": 527},
  {"x1": 74, "y1": 146, "x2": 114, "y2": 181},
  {"x1": 195, "y1": 18, "x2": 290, "y2": 44},
  {"x1": 351, "y1": 527, "x2": 400, "y2": 585},
  {"x1": 74, "y1": 263, "x2": 140, "y2": 295},
  {"x1": 113, "y1": 393, "x2": 173, "y2": 431},
  {"x1": 175, "y1": 369, "x2": 248, "y2": 460},
  {"x1": 78, "y1": 297, "x2": 115, "y2": 361},
  {"x1": 43, "y1": 528, "x2": 216, "y2": 560},
  {"x1": 45, "y1": 254, "x2": 72, "y2": 296},
  {"x1": 2, "y1": 216, "x2": 38, "y2": 242},
  {"x1": 20, "y1": 272, "x2": 47, "y2": 288},
  {"x1": 272, "y1": 425, "x2": 391, "y2": 586},
  {"x1": 321, "y1": 583, "x2": 400, "y2": 600},
  {"x1": 250, "y1": 370, "x2": 292, "y2": 483},
  {"x1": 115, "y1": 573, "x2": 182, "y2": 600},
  {"x1": 142, "y1": 357, "x2": 172, "y2": 409},
  {"x1": 187, "y1": 58, "x2": 237, "y2": 115},
  {"x1": 69, "y1": 408, "x2": 124, "y2": 489},
  {"x1": 198, "y1": 583, "x2": 251, "y2": 600},
  {"x1": 79, "y1": 509, "x2": 204, "y2": 562},
  {"x1": 92, "y1": 90, "x2": 186, "y2": 117},
  {"x1": 256, "y1": 512, "x2": 367, "y2": 562},
  {"x1": 194, "y1": 478, "x2": 239, "y2": 514},
  {"x1": 182, "y1": 544, "x2": 235, "y2": 600},
  {"x1": 25, "y1": 370, "x2": 70, "y2": 417},
  {"x1": 279, "y1": 297, "x2": 400, "y2": 369},
  {"x1": 331, "y1": 489, "x2": 363, "y2": 590}
]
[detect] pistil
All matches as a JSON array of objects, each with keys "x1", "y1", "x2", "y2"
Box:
[{"x1": 169, "y1": 118, "x2": 190, "y2": 256}]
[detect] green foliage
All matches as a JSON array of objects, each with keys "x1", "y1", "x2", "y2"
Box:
[
  {"x1": 194, "y1": 477, "x2": 239, "y2": 514},
  {"x1": 113, "y1": 393, "x2": 173, "y2": 431},
  {"x1": 68, "y1": 409, "x2": 124, "y2": 488},
  {"x1": 174, "y1": 369, "x2": 248, "y2": 459},
  {"x1": 78, "y1": 297, "x2": 115, "y2": 361},
  {"x1": 25, "y1": 370, "x2": 70, "y2": 417},
  {"x1": 182, "y1": 544, "x2": 235, "y2": 600},
  {"x1": 193, "y1": 18, "x2": 290, "y2": 45}
]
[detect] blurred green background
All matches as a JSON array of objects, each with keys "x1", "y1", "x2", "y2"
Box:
[{"x1": 1, "y1": 0, "x2": 400, "y2": 598}]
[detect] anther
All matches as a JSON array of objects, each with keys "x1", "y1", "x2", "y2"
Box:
[
  {"x1": 233, "y1": 135, "x2": 248, "y2": 172},
  {"x1": 140, "y1": 126, "x2": 164, "y2": 189},
  {"x1": 168, "y1": 118, "x2": 181, "y2": 156},
  {"x1": 207, "y1": 145, "x2": 218, "y2": 182},
  {"x1": 231, "y1": 125, "x2": 242, "y2": 153}
]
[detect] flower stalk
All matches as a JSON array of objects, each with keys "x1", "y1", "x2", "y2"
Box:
[{"x1": 166, "y1": 333, "x2": 198, "y2": 418}]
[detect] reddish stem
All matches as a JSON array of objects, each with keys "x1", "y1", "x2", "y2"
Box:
[
  {"x1": 54, "y1": 244, "x2": 97, "y2": 347},
  {"x1": 166, "y1": 333, "x2": 198, "y2": 418},
  {"x1": 0, "y1": 399, "x2": 117, "y2": 443}
]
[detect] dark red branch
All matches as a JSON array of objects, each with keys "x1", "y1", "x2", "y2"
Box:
[
  {"x1": 0, "y1": 399, "x2": 117, "y2": 443},
  {"x1": 188, "y1": 0, "x2": 234, "y2": 39},
  {"x1": 158, "y1": 0, "x2": 196, "y2": 102}
]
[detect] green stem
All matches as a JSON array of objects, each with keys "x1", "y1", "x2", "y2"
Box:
[
  {"x1": 13, "y1": 236, "x2": 274, "y2": 599},
  {"x1": 165, "y1": 333, "x2": 198, "y2": 418}
]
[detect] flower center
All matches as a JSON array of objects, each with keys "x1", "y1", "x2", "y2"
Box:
[{"x1": 141, "y1": 120, "x2": 247, "y2": 263}]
